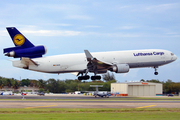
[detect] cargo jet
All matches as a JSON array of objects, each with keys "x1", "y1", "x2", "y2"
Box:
[{"x1": 3, "y1": 27, "x2": 177, "y2": 80}]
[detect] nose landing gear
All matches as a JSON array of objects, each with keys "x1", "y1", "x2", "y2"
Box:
[
  {"x1": 154, "y1": 72, "x2": 158, "y2": 75},
  {"x1": 154, "y1": 66, "x2": 158, "y2": 75}
]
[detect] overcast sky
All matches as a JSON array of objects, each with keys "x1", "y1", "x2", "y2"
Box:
[{"x1": 0, "y1": 0, "x2": 179, "y2": 82}]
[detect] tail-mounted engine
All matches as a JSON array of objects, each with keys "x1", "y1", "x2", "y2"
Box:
[{"x1": 4, "y1": 45, "x2": 47, "y2": 58}]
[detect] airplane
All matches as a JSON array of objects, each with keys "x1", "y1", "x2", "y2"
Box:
[
  {"x1": 94, "y1": 91, "x2": 110, "y2": 98},
  {"x1": 90, "y1": 85, "x2": 110, "y2": 98},
  {"x1": 3, "y1": 27, "x2": 177, "y2": 80}
]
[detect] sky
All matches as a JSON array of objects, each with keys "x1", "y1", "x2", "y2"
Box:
[{"x1": 0, "y1": 0, "x2": 180, "y2": 82}]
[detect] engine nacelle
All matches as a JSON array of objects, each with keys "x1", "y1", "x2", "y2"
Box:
[
  {"x1": 5, "y1": 45, "x2": 47, "y2": 58},
  {"x1": 110, "y1": 64, "x2": 129, "y2": 73}
]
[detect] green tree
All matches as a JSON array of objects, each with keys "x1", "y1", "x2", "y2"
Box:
[
  {"x1": 30, "y1": 80, "x2": 38, "y2": 87},
  {"x1": 12, "y1": 80, "x2": 20, "y2": 89},
  {"x1": 102, "y1": 72, "x2": 115, "y2": 82},
  {"x1": 38, "y1": 88, "x2": 44, "y2": 92},
  {"x1": 166, "y1": 79, "x2": 173, "y2": 84},
  {"x1": 38, "y1": 79, "x2": 46, "y2": 88},
  {"x1": 146, "y1": 79, "x2": 161, "y2": 83},
  {"x1": 65, "y1": 80, "x2": 78, "y2": 92},
  {"x1": 140, "y1": 79, "x2": 145, "y2": 82},
  {"x1": 0, "y1": 79, "x2": 3, "y2": 89},
  {"x1": 45, "y1": 79, "x2": 66, "y2": 93},
  {"x1": 6, "y1": 79, "x2": 12, "y2": 87},
  {"x1": 79, "y1": 82, "x2": 91, "y2": 91},
  {"x1": 173, "y1": 83, "x2": 180, "y2": 93},
  {"x1": 45, "y1": 79, "x2": 58, "y2": 93},
  {"x1": 20, "y1": 79, "x2": 30, "y2": 86},
  {"x1": 163, "y1": 79, "x2": 175, "y2": 94},
  {"x1": 57, "y1": 80, "x2": 66, "y2": 93}
]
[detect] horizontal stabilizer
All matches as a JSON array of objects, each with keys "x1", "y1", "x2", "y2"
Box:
[
  {"x1": 21, "y1": 57, "x2": 39, "y2": 66},
  {"x1": 13, "y1": 57, "x2": 38, "y2": 69}
]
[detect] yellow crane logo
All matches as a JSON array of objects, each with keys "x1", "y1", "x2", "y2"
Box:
[{"x1": 13, "y1": 34, "x2": 25, "y2": 46}]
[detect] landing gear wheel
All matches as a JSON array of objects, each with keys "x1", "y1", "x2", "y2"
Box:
[
  {"x1": 78, "y1": 75, "x2": 90, "y2": 80},
  {"x1": 91, "y1": 76, "x2": 101, "y2": 80},
  {"x1": 96, "y1": 76, "x2": 101, "y2": 80},
  {"x1": 91, "y1": 76, "x2": 96, "y2": 80},
  {"x1": 154, "y1": 72, "x2": 158, "y2": 75},
  {"x1": 154, "y1": 66, "x2": 158, "y2": 75},
  {"x1": 78, "y1": 76, "x2": 83, "y2": 80},
  {"x1": 84, "y1": 75, "x2": 90, "y2": 80}
]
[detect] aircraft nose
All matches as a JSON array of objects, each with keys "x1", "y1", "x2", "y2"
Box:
[{"x1": 174, "y1": 55, "x2": 177, "y2": 61}]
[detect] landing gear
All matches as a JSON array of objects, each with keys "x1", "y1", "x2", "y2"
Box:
[
  {"x1": 154, "y1": 66, "x2": 158, "y2": 75},
  {"x1": 154, "y1": 72, "x2": 158, "y2": 75},
  {"x1": 91, "y1": 76, "x2": 101, "y2": 80},
  {"x1": 78, "y1": 75, "x2": 101, "y2": 80},
  {"x1": 78, "y1": 75, "x2": 90, "y2": 80},
  {"x1": 77, "y1": 67, "x2": 101, "y2": 80}
]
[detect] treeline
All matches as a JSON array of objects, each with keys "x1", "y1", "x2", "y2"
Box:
[
  {"x1": 0, "y1": 75, "x2": 179, "y2": 94},
  {"x1": 0, "y1": 76, "x2": 116, "y2": 93}
]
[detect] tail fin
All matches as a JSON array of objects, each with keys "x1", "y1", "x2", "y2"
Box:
[
  {"x1": 4, "y1": 27, "x2": 47, "y2": 58},
  {"x1": 6, "y1": 27, "x2": 34, "y2": 48}
]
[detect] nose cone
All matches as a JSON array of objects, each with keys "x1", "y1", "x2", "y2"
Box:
[{"x1": 174, "y1": 55, "x2": 177, "y2": 61}]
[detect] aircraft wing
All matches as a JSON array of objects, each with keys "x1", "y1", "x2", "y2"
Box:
[
  {"x1": 84, "y1": 50, "x2": 113, "y2": 73},
  {"x1": 70, "y1": 72, "x2": 79, "y2": 76}
]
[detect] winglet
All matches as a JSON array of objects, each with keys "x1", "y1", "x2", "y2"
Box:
[{"x1": 84, "y1": 50, "x2": 93, "y2": 61}]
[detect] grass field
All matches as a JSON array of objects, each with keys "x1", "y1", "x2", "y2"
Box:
[
  {"x1": 0, "y1": 97, "x2": 179, "y2": 119},
  {"x1": 0, "y1": 108, "x2": 180, "y2": 120}
]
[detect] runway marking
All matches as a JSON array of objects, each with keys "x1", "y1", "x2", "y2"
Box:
[
  {"x1": 25, "y1": 105, "x2": 57, "y2": 109},
  {"x1": 136, "y1": 105, "x2": 156, "y2": 109}
]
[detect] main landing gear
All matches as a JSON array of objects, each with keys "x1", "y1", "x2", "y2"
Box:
[
  {"x1": 78, "y1": 75, "x2": 101, "y2": 80},
  {"x1": 91, "y1": 76, "x2": 101, "y2": 80},
  {"x1": 154, "y1": 66, "x2": 158, "y2": 75},
  {"x1": 78, "y1": 75, "x2": 90, "y2": 80}
]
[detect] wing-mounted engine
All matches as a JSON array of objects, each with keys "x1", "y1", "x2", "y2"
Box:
[
  {"x1": 4, "y1": 45, "x2": 47, "y2": 58},
  {"x1": 109, "y1": 64, "x2": 129, "y2": 73}
]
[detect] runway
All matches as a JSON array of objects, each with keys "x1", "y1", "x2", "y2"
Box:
[
  {"x1": 0, "y1": 95, "x2": 180, "y2": 108},
  {"x1": 0, "y1": 95, "x2": 179, "y2": 100},
  {"x1": 0, "y1": 95, "x2": 101, "y2": 100}
]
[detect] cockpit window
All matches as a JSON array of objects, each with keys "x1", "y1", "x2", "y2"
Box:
[{"x1": 171, "y1": 53, "x2": 174, "y2": 56}]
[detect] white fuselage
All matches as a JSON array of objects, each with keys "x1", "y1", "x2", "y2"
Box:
[{"x1": 13, "y1": 49, "x2": 177, "y2": 74}]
